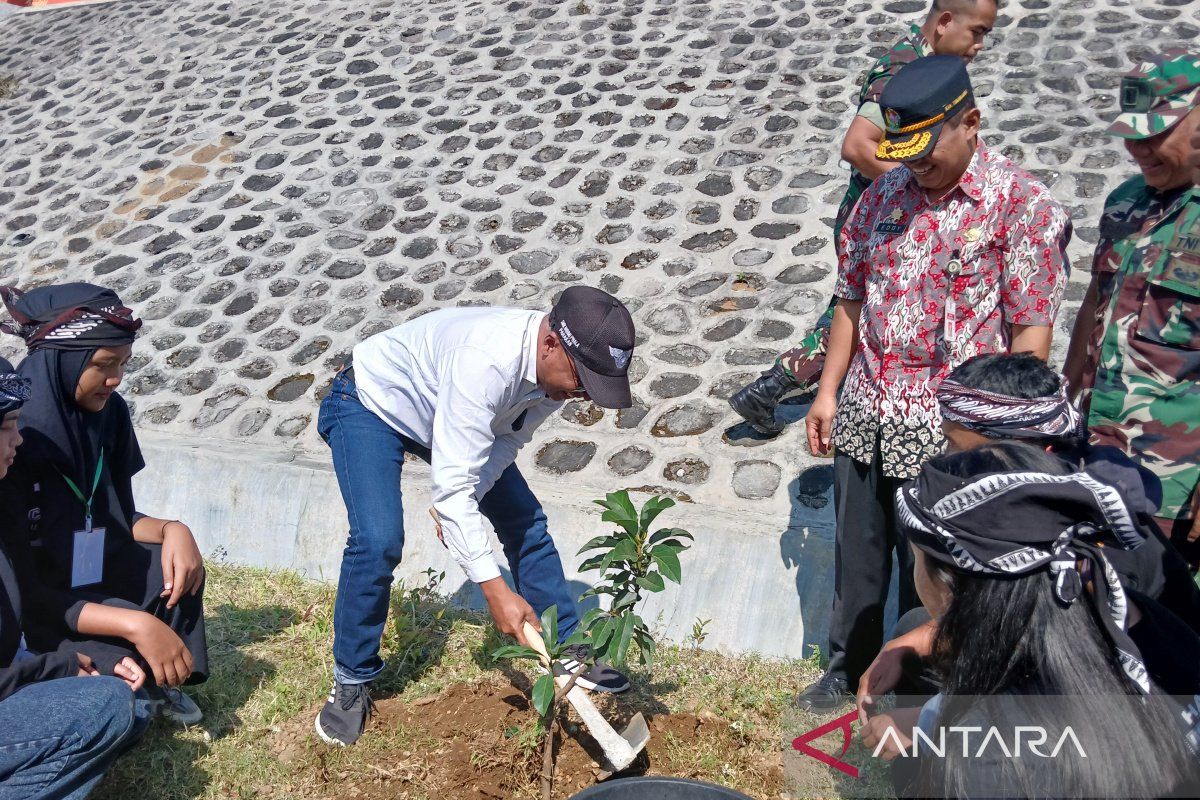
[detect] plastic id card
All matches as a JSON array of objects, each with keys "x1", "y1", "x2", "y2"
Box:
[{"x1": 71, "y1": 526, "x2": 105, "y2": 588}]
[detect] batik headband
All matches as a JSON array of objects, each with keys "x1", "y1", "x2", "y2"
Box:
[
  {"x1": 0, "y1": 285, "x2": 141, "y2": 352},
  {"x1": 896, "y1": 468, "x2": 1152, "y2": 695},
  {"x1": 938, "y1": 376, "x2": 1084, "y2": 441},
  {"x1": 0, "y1": 372, "x2": 30, "y2": 417}
]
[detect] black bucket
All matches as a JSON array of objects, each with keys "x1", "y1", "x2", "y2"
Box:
[{"x1": 569, "y1": 776, "x2": 755, "y2": 799}]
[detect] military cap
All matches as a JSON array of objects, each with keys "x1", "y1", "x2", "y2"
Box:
[
  {"x1": 1106, "y1": 49, "x2": 1200, "y2": 140},
  {"x1": 876, "y1": 55, "x2": 975, "y2": 162}
]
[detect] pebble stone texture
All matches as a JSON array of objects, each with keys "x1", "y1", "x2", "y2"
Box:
[{"x1": 0, "y1": 0, "x2": 1196, "y2": 511}]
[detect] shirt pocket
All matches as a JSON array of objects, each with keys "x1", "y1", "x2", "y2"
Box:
[{"x1": 1135, "y1": 254, "x2": 1200, "y2": 351}]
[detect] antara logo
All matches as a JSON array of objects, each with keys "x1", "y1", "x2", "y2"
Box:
[{"x1": 791, "y1": 711, "x2": 1089, "y2": 779}]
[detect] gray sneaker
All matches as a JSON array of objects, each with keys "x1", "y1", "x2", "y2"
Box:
[
  {"x1": 555, "y1": 644, "x2": 630, "y2": 693},
  {"x1": 315, "y1": 682, "x2": 375, "y2": 746},
  {"x1": 147, "y1": 685, "x2": 203, "y2": 726}
]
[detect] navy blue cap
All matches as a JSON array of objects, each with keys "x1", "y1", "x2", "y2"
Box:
[
  {"x1": 876, "y1": 55, "x2": 975, "y2": 162},
  {"x1": 549, "y1": 286, "x2": 635, "y2": 409}
]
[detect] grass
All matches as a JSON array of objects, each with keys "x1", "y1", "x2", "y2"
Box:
[{"x1": 93, "y1": 563, "x2": 880, "y2": 800}]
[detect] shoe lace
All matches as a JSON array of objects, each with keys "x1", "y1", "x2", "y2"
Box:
[
  {"x1": 560, "y1": 643, "x2": 592, "y2": 663},
  {"x1": 817, "y1": 672, "x2": 845, "y2": 691},
  {"x1": 336, "y1": 682, "x2": 375, "y2": 716}
]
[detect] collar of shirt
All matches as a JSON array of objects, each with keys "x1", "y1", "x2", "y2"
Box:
[
  {"x1": 908, "y1": 22, "x2": 933, "y2": 56},
  {"x1": 521, "y1": 313, "x2": 543, "y2": 390},
  {"x1": 902, "y1": 143, "x2": 989, "y2": 206}
]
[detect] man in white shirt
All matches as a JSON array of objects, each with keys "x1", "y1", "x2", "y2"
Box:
[{"x1": 314, "y1": 286, "x2": 636, "y2": 746}]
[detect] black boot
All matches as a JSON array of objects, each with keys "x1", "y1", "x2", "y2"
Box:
[{"x1": 728, "y1": 363, "x2": 796, "y2": 435}]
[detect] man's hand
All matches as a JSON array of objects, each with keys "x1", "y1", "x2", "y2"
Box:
[
  {"x1": 113, "y1": 656, "x2": 146, "y2": 691},
  {"x1": 76, "y1": 652, "x2": 100, "y2": 677},
  {"x1": 805, "y1": 392, "x2": 837, "y2": 456},
  {"x1": 860, "y1": 706, "x2": 921, "y2": 762},
  {"x1": 126, "y1": 612, "x2": 193, "y2": 688},
  {"x1": 480, "y1": 578, "x2": 541, "y2": 647},
  {"x1": 160, "y1": 521, "x2": 205, "y2": 609},
  {"x1": 856, "y1": 620, "x2": 937, "y2": 724}
]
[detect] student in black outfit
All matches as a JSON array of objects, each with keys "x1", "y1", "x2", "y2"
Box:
[
  {"x1": 0, "y1": 283, "x2": 208, "y2": 724},
  {"x1": 936, "y1": 352, "x2": 1200, "y2": 628},
  {"x1": 865, "y1": 443, "x2": 1200, "y2": 799},
  {"x1": 0, "y1": 355, "x2": 151, "y2": 800}
]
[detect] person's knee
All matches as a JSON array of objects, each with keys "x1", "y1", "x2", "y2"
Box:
[
  {"x1": 348, "y1": 521, "x2": 405, "y2": 566},
  {"x1": 65, "y1": 678, "x2": 138, "y2": 754}
]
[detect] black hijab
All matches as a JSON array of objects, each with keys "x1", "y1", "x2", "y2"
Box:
[
  {"x1": 0, "y1": 283, "x2": 142, "y2": 483},
  {"x1": 896, "y1": 464, "x2": 1153, "y2": 695}
]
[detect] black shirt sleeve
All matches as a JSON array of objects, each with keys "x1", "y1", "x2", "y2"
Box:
[{"x1": 0, "y1": 651, "x2": 77, "y2": 702}]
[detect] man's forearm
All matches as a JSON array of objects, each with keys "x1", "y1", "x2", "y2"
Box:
[
  {"x1": 815, "y1": 299, "x2": 861, "y2": 400},
  {"x1": 1010, "y1": 324, "x2": 1052, "y2": 361}
]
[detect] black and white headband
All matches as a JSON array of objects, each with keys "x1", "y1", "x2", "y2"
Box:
[
  {"x1": 938, "y1": 376, "x2": 1083, "y2": 441},
  {"x1": 897, "y1": 468, "x2": 1151, "y2": 694}
]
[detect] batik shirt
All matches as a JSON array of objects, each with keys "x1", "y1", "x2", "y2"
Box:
[
  {"x1": 833, "y1": 145, "x2": 1072, "y2": 478},
  {"x1": 1082, "y1": 177, "x2": 1200, "y2": 521}
]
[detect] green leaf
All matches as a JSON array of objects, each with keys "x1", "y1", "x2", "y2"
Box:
[
  {"x1": 490, "y1": 645, "x2": 541, "y2": 662},
  {"x1": 612, "y1": 590, "x2": 639, "y2": 613},
  {"x1": 636, "y1": 571, "x2": 666, "y2": 592},
  {"x1": 610, "y1": 614, "x2": 638, "y2": 668},
  {"x1": 638, "y1": 496, "x2": 676, "y2": 534},
  {"x1": 601, "y1": 538, "x2": 637, "y2": 570},
  {"x1": 651, "y1": 548, "x2": 682, "y2": 584},
  {"x1": 648, "y1": 527, "x2": 694, "y2": 547},
  {"x1": 577, "y1": 535, "x2": 619, "y2": 554},
  {"x1": 532, "y1": 673, "x2": 556, "y2": 718},
  {"x1": 598, "y1": 490, "x2": 639, "y2": 536},
  {"x1": 579, "y1": 607, "x2": 605, "y2": 631},
  {"x1": 592, "y1": 617, "x2": 617, "y2": 654},
  {"x1": 540, "y1": 605, "x2": 559, "y2": 651},
  {"x1": 634, "y1": 627, "x2": 657, "y2": 667},
  {"x1": 579, "y1": 553, "x2": 608, "y2": 572}
]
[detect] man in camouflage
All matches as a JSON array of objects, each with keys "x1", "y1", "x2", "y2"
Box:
[
  {"x1": 728, "y1": 0, "x2": 998, "y2": 435},
  {"x1": 1064, "y1": 49, "x2": 1200, "y2": 568}
]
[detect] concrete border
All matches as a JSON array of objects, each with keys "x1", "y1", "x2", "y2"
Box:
[{"x1": 132, "y1": 429, "x2": 838, "y2": 659}]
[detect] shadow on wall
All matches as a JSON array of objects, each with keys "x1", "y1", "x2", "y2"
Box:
[{"x1": 779, "y1": 461, "x2": 902, "y2": 664}]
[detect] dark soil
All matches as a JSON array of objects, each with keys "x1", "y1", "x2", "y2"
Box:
[{"x1": 271, "y1": 677, "x2": 785, "y2": 799}]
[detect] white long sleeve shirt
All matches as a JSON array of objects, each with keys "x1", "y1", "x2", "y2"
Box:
[{"x1": 352, "y1": 307, "x2": 561, "y2": 583}]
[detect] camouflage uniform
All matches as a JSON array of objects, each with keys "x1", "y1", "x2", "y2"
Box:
[
  {"x1": 1084, "y1": 181, "x2": 1200, "y2": 523},
  {"x1": 1078, "y1": 51, "x2": 1200, "y2": 559},
  {"x1": 774, "y1": 24, "x2": 932, "y2": 386}
]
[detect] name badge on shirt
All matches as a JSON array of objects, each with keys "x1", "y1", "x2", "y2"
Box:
[
  {"x1": 71, "y1": 525, "x2": 105, "y2": 588},
  {"x1": 875, "y1": 221, "x2": 905, "y2": 234}
]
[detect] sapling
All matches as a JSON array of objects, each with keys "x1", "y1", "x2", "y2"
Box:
[{"x1": 491, "y1": 490, "x2": 692, "y2": 799}]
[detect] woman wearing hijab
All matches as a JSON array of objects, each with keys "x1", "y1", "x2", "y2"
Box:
[
  {"x1": 0, "y1": 355, "x2": 151, "y2": 800},
  {"x1": 0, "y1": 283, "x2": 207, "y2": 725},
  {"x1": 862, "y1": 442, "x2": 1200, "y2": 798}
]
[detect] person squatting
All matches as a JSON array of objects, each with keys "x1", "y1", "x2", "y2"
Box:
[{"x1": 0, "y1": 3, "x2": 1198, "y2": 798}]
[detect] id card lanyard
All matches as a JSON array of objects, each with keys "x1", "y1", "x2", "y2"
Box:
[{"x1": 59, "y1": 448, "x2": 105, "y2": 533}]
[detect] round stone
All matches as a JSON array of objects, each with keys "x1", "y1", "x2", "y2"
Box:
[
  {"x1": 535, "y1": 440, "x2": 598, "y2": 474},
  {"x1": 509, "y1": 249, "x2": 557, "y2": 274},
  {"x1": 649, "y1": 372, "x2": 702, "y2": 399},
  {"x1": 732, "y1": 460, "x2": 781, "y2": 500},
  {"x1": 607, "y1": 445, "x2": 653, "y2": 476},
  {"x1": 645, "y1": 303, "x2": 691, "y2": 335},
  {"x1": 664, "y1": 457, "x2": 710, "y2": 485},
  {"x1": 267, "y1": 373, "x2": 314, "y2": 402},
  {"x1": 560, "y1": 400, "x2": 604, "y2": 426},
  {"x1": 650, "y1": 403, "x2": 719, "y2": 437}
]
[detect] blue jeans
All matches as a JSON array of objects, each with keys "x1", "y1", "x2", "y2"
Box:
[
  {"x1": 0, "y1": 676, "x2": 150, "y2": 800},
  {"x1": 318, "y1": 371, "x2": 580, "y2": 684}
]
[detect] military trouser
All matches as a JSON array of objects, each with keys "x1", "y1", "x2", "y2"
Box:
[{"x1": 771, "y1": 174, "x2": 867, "y2": 390}]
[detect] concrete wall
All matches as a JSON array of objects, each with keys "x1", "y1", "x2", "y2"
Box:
[{"x1": 133, "y1": 429, "x2": 838, "y2": 659}]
